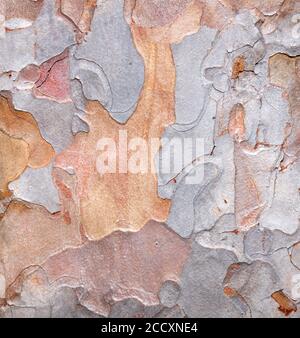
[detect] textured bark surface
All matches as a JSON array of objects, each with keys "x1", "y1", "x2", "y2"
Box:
[{"x1": 0, "y1": 0, "x2": 300, "y2": 318}]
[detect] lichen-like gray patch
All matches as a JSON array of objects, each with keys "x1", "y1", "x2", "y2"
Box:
[
  {"x1": 291, "y1": 244, "x2": 300, "y2": 270},
  {"x1": 223, "y1": 260, "x2": 281, "y2": 318},
  {"x1": 75, "y1": 0, "x2": 144, "y2": 121},
  {"x1": 196, "y1": 214, "x2": 245, "y2": 260},
  {"x1": 34, "y1": 0, "x2": 75, "y2": 64},
  {"x1": 8, "y1": 163, "x2": 60, "y2": 214},
  {"x1": 0, "y1": 27, "x2": 35, "y2": 72},
  {"x1": 159, "y1": 280, "x2": 181, "y2": 308},
  {"x1": 12, "y1": 91, "x2": 75, "y2": 153},
  {"x1": 171, "y1": 26, "x2": 217, "y2": 124},
  {"x1": 0, "y1": 0, "x2": 75, "y2": 73},
  {"x1": 109, "y1": 298, "x2": 162, "y2": 318},
  {"x1": 179, "y1": 243, "x2": 245, "y2": 318},
  {"x1": 260, "y1": 159, "x2": 300, "y2": 234},
  {"x1": 244, "y1": 226, "x2": 300, "y2": 260},
  {"x1": 167, "y1": 163, "x2": 220, "y2": 238}
]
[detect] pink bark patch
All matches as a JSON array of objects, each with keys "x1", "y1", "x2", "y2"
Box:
[
  {"x1": 19, "y1": 64, "x2": 40, "y2": 83},
  {"x1": 34, "y1": 50, "x2": 71, "y2": 102}
]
